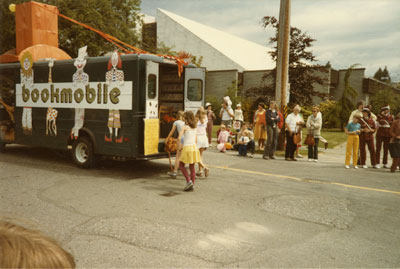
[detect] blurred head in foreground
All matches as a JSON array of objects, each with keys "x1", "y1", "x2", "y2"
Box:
[{"x1": 0, "y1": 221, "x2": 75, "y2": 268}]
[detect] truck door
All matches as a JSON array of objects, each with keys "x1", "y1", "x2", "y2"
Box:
[
  {"x1": 145, "y1": 61, "x2": 159, "y2": 119},
  {"x1": 184, "y1": 67, "x2": 205, "y2": 113}
]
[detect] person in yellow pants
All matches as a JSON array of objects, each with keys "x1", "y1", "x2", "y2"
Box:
[{"x1": 345, "y1": 116, "x2": 361, "y2": 168}]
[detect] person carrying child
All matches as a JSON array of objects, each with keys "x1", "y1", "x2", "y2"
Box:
[
  {"x1": 233, "y1": 103, "x2": 244, "y2": 132},
  {"x1": 177, "y1": 111, "x2": 201, "y2": 191},
  {"x1": 345, "y1": 115, "x2": 361, "y2": 169}
]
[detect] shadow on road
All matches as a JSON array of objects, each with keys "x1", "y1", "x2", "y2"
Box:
[{"x1": 0, "y1": 145, "x2": 171, "y2": 181}]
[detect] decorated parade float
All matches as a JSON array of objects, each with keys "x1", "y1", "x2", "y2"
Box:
[{"x1": 0, "y1": 1, "x2": 205, "y2": 168}]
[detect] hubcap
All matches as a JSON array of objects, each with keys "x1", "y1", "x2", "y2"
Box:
[{"x1": 75, "y1": 142, "x2": 88, "y2": 163}]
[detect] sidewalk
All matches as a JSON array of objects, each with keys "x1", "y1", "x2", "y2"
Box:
[{"x1": 209, "y1": 138, "x2": 349, "y2": 165}]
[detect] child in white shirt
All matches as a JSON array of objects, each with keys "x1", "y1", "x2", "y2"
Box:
[{"x1": 238, "y1": 130, "x2": 250, "y2": 156}]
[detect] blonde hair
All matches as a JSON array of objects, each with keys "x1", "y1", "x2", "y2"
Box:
[
  {"x1": 312, "y1": 106, "x2": 320, "y2": 112},
  {"x1": 176, "y1": 110, "x2": 184, "y2": 120},
  {"x1": 195, "y1": 107, "x2": 205, "y2": 118},
  {"x1": 200, "y1": 110, "x2": 207, "y2": 120},
  {"x1": 0, "y1": 221, "x2": 75, "y2": 268}
]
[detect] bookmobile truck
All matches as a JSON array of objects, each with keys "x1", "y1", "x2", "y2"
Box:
[
  {"x1": 0, "y1": 1, "x2": 205, "y2": 168},
  {"x1": 0, "y1": 51, "x2": 205, "y2": 168}
]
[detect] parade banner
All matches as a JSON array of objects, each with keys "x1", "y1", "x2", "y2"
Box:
[{"x1": 16, "y1": 81, "x2": 132, "y2": 109}]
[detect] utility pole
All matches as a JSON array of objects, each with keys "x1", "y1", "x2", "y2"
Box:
[
  {"x1": 275, "y1": 0, "x2": 291, "y2": 108},
  {"x1": 275, "y1": 0, "x2": 291, "y2": 150}
]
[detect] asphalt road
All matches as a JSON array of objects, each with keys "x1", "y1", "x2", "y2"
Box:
[{"x1": 1, "y1": 144, "x2": 399, "y2": 268}]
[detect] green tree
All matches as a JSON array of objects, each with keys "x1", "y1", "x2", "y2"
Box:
[
  {"x1": 374, "y1": 67, "x2": 384, "y2": 80},
  {"x1": 370, "y1": 88, "x2": 400, "y2": 115},
  {"x1": 373, "y1": 66, "x2": 391, "y2": 83},
  {"x1": 382, "y1": 66, "x2": 391, "y2": 83},
  {"x1": 0, "y1": 0, "x2": 142, "y2": 57},
  {"x1": 245, "y1": 16, "x2": 327, "y2": 106}
]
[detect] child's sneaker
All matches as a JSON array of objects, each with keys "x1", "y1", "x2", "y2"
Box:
[
  {"x1": 373, "y1": 164, "x2": 380, "y2": 169},
  {"x1": 313, "y1": 159, "x2": 318, "y2": 162},
  {"x1": 167, "y1": 171, "x2": 177, "y2": 179},
  {"x1": 204, "y1": 167, "x2": 210, "y2": 177},
  {"x1": 362, "y1": 165, "x2": 368, "y2": 169},
  {"x1": 354, "y1": 166, "x2": 359, "y2": 169},
  {"x1": 345, "y1": 165, "x2": 350, "y2": 169},
  {"x1": 308, "y1": 159, "x2": 313, "y2": 162},
  {"x1": 184, "y1": 181, "x2": 193, "y2": 191},
  {"x1": 384, "y1": 164, "x2": 390, "y2": 169}
]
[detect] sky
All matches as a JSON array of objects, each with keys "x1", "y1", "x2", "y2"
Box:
[{"x1": 140, "y1": 0, "x2": 400, "y2": 82}]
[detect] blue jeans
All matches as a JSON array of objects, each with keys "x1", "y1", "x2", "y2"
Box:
[
  {"x1": 264, "y1": 125, "x2": 278, "y2": 157},
  {"x1": 239, "y1": 144, "x2": 248, "y2": 156}
]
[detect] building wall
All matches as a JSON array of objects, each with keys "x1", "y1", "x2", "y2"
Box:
[
  {"x1": 157, "y1": 10, "x2": 244, "y2": 71},
  {"x1": 332, "y1": 68, "x2": 366, "y2": 102},
  {"x1": 242, "y1": 70, "x2": 273, "y2": 93},
  {"x1": 205, "y1": 70, "x2": 238, "y2": 100}
]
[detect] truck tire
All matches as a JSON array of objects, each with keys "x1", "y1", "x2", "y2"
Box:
[{"x1": 72, "y1": 136, "x2": 95, "y2": 168}]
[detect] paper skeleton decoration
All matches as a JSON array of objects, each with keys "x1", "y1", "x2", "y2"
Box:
[
  {"x1": 20, "y1": 52, "x2": 33, "y2": 135},
  {"x1": 105, "y1": 51, "x2": 124, "y2": 143},
  {"x1": 46, "y1": 107, "x2": 58, "y2": 136},
  {"x1": 71, "y1": 46, "x2": 88, "y2": 139}
]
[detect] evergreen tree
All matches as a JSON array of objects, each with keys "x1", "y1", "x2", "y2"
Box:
[
  {"x1": 373, "y1": 66, "x2": 391, "y2": 83},
  {"x1": 325, "y1": 61, "x2": 332, "y2": 68},
  {"x1": 374, "y1": 67, "x2": 383, "y2": 80},
  {"x1": 382, "y1": 66, "x2": 391, "y2": 83},
  {"x1": 0, "y1": 0, "x2": 142, "y2": 57}
]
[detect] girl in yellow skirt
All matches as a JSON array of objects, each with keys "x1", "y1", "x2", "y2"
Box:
[{"x1": 178, "y1": 110, "x2": 201, "y2": 191}]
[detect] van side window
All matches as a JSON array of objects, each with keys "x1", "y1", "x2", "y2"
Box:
[
  {"x1": 187, "y1": 79, "x2": 202, "y2": 101},
  {"x1": 148, "y1": 74, "x2": 157, "y2": 99}
]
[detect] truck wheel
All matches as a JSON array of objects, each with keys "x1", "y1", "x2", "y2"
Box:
[{"x1": 72, "y1": 136, "x2": 95, "y2": 168}]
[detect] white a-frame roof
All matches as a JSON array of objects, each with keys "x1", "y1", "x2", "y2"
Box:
[{"x1": 156, "y1": 9, "x2": 275, "y2": 71}]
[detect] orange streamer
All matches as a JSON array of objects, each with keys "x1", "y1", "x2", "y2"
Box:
[{"x1": 35, "y1": 3, "x2": 189, "y2": 76}]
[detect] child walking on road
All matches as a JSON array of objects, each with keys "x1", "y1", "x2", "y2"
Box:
[
  {"x1": 178, "y1": 111, "x2": 201, "y2": 191},
  {"x1": 166, "y1": 110, "x2": 185, "y2": 178},
  {"x1": 345, "y1": 116, "x2": 361, "y2": 169},
  {"x1": 196, "y1": 110, "x2": 210, "y2": 177}
]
